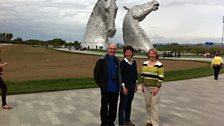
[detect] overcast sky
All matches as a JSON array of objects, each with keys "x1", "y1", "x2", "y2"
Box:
[{"x1": 0, "y1": 0, "x2": 224, "y2": 44}]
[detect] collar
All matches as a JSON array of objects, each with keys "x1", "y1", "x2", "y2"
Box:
[{"x1": 124, "y1": 58, "x2": 133, "y2": 65}]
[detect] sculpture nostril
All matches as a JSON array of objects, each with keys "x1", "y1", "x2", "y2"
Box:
[{"x1": 154, "y1": 3, "x2": 159, "y2": 6}]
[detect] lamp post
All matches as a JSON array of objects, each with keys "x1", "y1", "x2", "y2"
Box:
[{"x1": 222, "y1": 16, "x2": 224, "y2": 52}]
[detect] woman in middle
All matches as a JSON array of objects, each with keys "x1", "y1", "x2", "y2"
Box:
[{"x1": 119, "y1": 45, "x2": 138, "y2": 126}]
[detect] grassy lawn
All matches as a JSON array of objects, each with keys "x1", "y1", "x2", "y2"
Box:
[
  {"x1": 6, "y1": 66, "x2": 223, "y2": 95},
  {"x1": 7, "y1": 78, "x2": 95, "y2": 95},
  {"x1": 164, "y1": 67, "x2": 217, "y2": 81}
]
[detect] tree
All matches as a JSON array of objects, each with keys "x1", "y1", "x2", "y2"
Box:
[
  {"x1": 73, "y1": 41, "x2": 81, "y2": 50},
  {"x1": 13, "y1": 37, "x2": 23, "y2": 42},
  {"x1": 6, "y1": 33, "x2": 13, "y2": 40},
  {"x1": 2, "y1": 33, "x2": 6, "y2": 40},
  {"x1": 48, "y1": 38, "x2": 66, "y2": 47},
  {"x1": 0, "y1": 33, "x2": 13, "y2": 40},
  {"x1": 24, "y1": 39, "x2": 44, "y2": 45},
  {"x1": 0, "y1": 33, "x2": 3, "y2": 40}
]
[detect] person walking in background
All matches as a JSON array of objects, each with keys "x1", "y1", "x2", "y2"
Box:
[
  {"x1": 94, "y1": 43, "x2": 120, "y2": 126},
  {"x1": 211, "y1": 52, "x2": 223, "y2": 80},
  {"x1": 118, "y1": 46, "x2": 138, "y2": 126},
  {"x1": 0, "y1": 58, "x2": 12, "y2": 109},
  {"x1": 141, "y1": 48, "x2": 164, "y2": 126}
]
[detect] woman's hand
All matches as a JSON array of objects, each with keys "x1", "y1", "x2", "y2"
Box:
[
  {"x1": 123, "y1": 86, "x2": 128, "y2": 95},
  {"x1": 0, "y1": 62, "x2": 8, "y2": 68},
  {"x1": 153, "y1": 87, "x2": 159, "y2": 96},
  {"x1": 3, "y1": 62, "x2": 8, "y2": 66}
]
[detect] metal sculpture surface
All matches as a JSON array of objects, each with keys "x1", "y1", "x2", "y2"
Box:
[
  {"x1": 81, "y1": 0, "x2": 118, "y2": 50},
  {"x1": 122, "y1": 0, "x2": 159, "y2": 52}
]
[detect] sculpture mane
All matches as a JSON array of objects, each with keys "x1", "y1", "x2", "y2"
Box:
[
  {"x1": 81, "y1": 0, "x2": 118, "y2": 50},
  {"x1": 122, "y1": 0, "x2": 159, "y2": 52}
]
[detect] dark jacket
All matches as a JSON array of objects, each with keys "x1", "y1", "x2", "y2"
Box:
[
  {"x1": 94, "y1": 54, "x2": 121, "y2": 92},
  {"x1": 120, "y1": 59, "x2": 138, "y2": 91}
]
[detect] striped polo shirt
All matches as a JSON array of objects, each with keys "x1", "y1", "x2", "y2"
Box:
[{"x1": 141, "y1": 61, "x2": 164, "y2": 87}]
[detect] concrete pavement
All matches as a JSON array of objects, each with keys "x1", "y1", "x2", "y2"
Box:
[{"x1": 0, "y1": 74, "x2": 224, "y2": 126}]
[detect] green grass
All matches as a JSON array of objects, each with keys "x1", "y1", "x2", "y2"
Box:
[
  {"x1": 6, "y1": 78, "x2": 97, "y2": 95},
  {"x1": 5, "y1": 65, "x2": 224, "y2": 95},
  {"x1": 165, "y1": 67, "x2": 217, "y2": 81}
]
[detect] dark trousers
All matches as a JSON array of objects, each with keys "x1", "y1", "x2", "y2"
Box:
[
  {"x1": 118, "y1": 90, "x2": 134, "y2": 125},
  {"x1": 100, "y1": 91, "x2": 119, "y2": 126},
  {"x1": 213, "y1": 65, "x2": 221, "y2": 80},
  {"x1": 0, "y1": 77, "x2": 7, "y2": 106}
]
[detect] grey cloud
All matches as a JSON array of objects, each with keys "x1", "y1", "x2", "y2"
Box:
[
  {"x1": 151, "y1": 35, "x2": 221, "y2": 44},
  {"x1": 159, "y1": 0, "x2": 224, "y2": 7},
  {"x1": 117, "y1": 0, "x2": 138, "y2": 8},
  {"x1": 1, "y1": 0, "x2": 223, "y2": 43},
  {"x1": 0, "y1": 0, "x2": 91, "y2": 41}
]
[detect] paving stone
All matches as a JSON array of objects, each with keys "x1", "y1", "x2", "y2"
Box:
[{"x1": 0, "y1": 74, "x2": 224, "y2": 126}]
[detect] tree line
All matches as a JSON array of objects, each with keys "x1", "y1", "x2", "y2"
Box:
[
  {"x1": 0, "y1": 33, "x2": 81, "y2": 49},
  {"x1": 154, "y1": 43, "x2": 224, "y2": 55},
  {"x1": 0, "y1": 33, "x2": 223, "y2": 54}
]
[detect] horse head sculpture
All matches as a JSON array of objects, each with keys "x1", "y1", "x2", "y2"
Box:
[
  {"x1": 82, "y1": 0, "x2": 118, "y2": 50},
  {"x1": 123, "y1": 0, "x2": 159, "y2": 52}
]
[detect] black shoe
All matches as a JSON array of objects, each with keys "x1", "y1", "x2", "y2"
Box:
[
  {"x1": 145, "y1": 123, "x2": 152, "y2": 126},
  {"x1": 126, "y1": 121, "x2": 135, "y2": 126},
  {"x1": 108, "y1": 122, "x2": 115, "y2": 126}
]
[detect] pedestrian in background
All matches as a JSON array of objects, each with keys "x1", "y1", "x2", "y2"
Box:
[
  {"x1": 0, "y1": 58, "x2": 12, "y2": 109},
  {"x1": 211, "y1": 53, "x2": 223, "y2": 80}
]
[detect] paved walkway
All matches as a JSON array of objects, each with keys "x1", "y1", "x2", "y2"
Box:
[
  {"x1": 55, "y1": 48, "x2": 214, "y2": 62},
  {"x1": 0, "y1": 74, "x2": 224, "y2": 126}
]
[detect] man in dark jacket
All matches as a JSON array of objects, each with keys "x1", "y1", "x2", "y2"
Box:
[{"x1": 94, "y1": 43, "x2": 121, "y2": 126}]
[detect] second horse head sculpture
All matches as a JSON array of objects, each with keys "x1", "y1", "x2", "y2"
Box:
[{"x1": 123, "y1": 0, "x2": 159, "y2": 52}]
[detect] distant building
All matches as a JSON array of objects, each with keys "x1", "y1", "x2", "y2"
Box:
[{"x1": 205, "y1": 42, "x2": 214, "y2": 46}]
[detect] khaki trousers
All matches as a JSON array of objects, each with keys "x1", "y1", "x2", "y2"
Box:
[{"x1": 144, "y1": 86, "x2": 161, "y2": 126}]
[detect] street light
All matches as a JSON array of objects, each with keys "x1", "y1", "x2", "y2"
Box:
[{"x1": 222, "y1": 16, "x2": 224, "y2": 52}]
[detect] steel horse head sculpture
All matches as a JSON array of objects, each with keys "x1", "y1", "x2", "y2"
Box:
[
  {"x1": 122, "y1": 0, "x2": 159, "y2": 52},
  {"x1": 81, "y1": 0, "x2": 118, "y2": 50}
]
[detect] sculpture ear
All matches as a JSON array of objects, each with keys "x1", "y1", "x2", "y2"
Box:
[{"x1": 123, "y1": 6, "x2": 130, "y2": 11}]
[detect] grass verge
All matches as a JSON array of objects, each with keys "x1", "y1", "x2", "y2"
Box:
[
  {"x1": 6, "y1": 66, "x2": 224, "y2": 95},
  {"x1": 6, "y1": 78, "x2": 96, "y2": 95}
]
